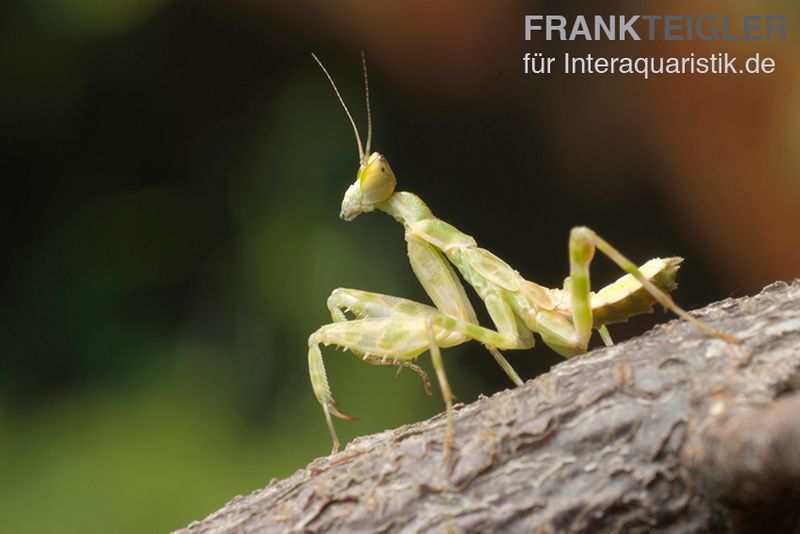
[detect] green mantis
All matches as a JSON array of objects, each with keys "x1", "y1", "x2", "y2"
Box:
[{"x1": 307, "y1": 53, "x2": 739, "y2": 456}]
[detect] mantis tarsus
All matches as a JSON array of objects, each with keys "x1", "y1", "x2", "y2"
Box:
[{"x1": 307, "y1": 53, "x2": 739, "y2": 457}]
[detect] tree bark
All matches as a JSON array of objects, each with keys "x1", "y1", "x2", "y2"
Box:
[{"x1": 177, "y1": 281, "x2": 800, "y2": 533}]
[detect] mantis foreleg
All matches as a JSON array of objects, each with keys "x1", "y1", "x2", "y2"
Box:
[
  {"x1": 326, "y1": 288, "x2": 434, "y2": 393},
  {"x1": 309, "y1": 291, "x2": 538, "y2": 452}
]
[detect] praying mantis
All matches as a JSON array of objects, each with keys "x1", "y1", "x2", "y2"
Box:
[{"x1": 307, "y1": 53, "x2": 739, "y2": 456}]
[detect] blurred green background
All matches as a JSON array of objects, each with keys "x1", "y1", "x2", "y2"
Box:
[{"x1": 1, "y1": 1, "x2": 798, "y2": 531}]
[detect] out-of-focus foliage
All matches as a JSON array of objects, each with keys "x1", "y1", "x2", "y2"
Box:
[{"x1": 1, "y1": 0, "x2": 798, "y2": 531}]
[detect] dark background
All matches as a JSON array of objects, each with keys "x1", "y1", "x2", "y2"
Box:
[{"x1": 1, "y1": 1, "x2": 798, "y2": 531}]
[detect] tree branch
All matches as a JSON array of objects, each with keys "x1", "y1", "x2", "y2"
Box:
[{"x1": 177, "y1": 281, "x2": 800, "y2": 533}]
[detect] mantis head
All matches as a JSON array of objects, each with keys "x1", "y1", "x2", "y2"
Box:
[
  {"x1": 340, "y1": 152, "x2": 396, "y2": 220},
  {"x1": 312, "y1": 52, "x2": 396, "y2": 221}
]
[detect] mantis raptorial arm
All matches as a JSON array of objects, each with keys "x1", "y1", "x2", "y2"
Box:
[{"x1": 309, "y1": 287, "x2": 545, "y2": 453}]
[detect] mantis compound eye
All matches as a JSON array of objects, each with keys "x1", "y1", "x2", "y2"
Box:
[{"x1": 359, "y1": 152, "x2": 396, "y2": 203}]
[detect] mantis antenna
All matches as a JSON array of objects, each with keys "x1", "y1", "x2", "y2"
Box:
[
  {"x1": 361, "y1": 51, "x2": 373, "y2": 157},
  {"x1": 311, "y1": 53, "x2": 366, "y2": 165}
]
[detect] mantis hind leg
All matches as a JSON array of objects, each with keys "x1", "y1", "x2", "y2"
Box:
[
  {"x1": 566, "y1": 227, "x2": 739, "y2": 354},
  {"x1": 598, "y1": 324, "x2": 614, "y2": 347}
]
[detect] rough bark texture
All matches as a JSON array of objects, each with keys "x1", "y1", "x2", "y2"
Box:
[{"x1": 178, "y1": 281, "x2": 800, "y2": 533}]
